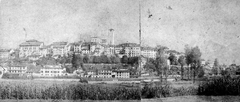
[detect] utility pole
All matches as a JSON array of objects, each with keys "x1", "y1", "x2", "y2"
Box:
[{"x1": 138, "y1": 0, "x2": 142, "y2": 77}]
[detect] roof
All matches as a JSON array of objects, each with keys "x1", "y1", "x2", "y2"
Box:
[
  {"x1": 116, "y1": 43, "x2": 140, "y2": 48},
  {"x1": 43, "y1": 65, "x2": 63, "y2": 69},
  {"x1": 113, "y1": 69, "x2": 129, "y2": 72},
  {"x1": 72, "y1": 41, "x2": 83, "y2": 46},
  {"x1": 8, "y1": 63, "x2": 27, "y2": 67},
  {"x1": 19, "y1": 40, "x2": 43, "y2": 46},
  {"x1": 82, "y1": 42, "x2": 98, "y2": 46},
  {"x1": 141, "y1": 47, "x2": 155, "y2": 51}
]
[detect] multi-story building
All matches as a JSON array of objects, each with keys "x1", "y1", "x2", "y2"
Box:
[
  {"x1": 50, "y1": 42, "x2": 68, "y2": 57},
  {"x1": 116, "y1": 43, "x2": 141, "y2": 57},
  {"x1": 112, "y1": 69, "x2": 130, "y2": 78},
  {"x1": 91, "y1": 37, "x2": 101, "y2": 44},
  {"x1": 8, "y1": 64, "x2": 27, "y2": 74},
  {"x1": 105, "y1": 45, "x2": 115, "y2": 55},
  {"x1": 39, "y1": 45, "x2": 52, "y2": 57},
  {"x1": 81, "y1": 42, "x2": 105, "y2": 56},
  {"x1": 141, "y1": 47, "x2": 157, "y2": 58},
  {"x1": 72, "y1": 41, "x2": 83, "y2": 54},
  {"x1": 40, "y1": 65, "x2": 66, "y2": 77},
  {"x1": 0, "y1": 49, "x2": 10, "y2": 59},
  {"x1": 19, "y1": 40, "x2": 44, "y2": 57}
]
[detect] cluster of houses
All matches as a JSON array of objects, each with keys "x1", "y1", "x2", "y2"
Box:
[
  {"x1": 0, "y1": 36, "x2": 187, "y2": 79},
  {"x1": 0, "y1": 37, "x2": 160, "y2": 60},
  {"x1": 0, "y1": 63, "x2": 131, "y2": 78}
]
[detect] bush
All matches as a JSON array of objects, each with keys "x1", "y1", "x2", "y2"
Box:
[
  {"x1": 2, "y1": 73, "x2": 10, "y2": 79},
  {"x1": 141, "y1": 83, "x2": 197, "y2": 98},
  {"x1": 79, "y1": 78, "x2": 88, "y2": 83},
  {"x1": 198, "y1": 76, "x2": 240, "y2": 95}
]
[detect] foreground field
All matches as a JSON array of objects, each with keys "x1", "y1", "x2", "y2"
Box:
[{"x1": 0, "y1": 81, "x2": 141, "y2": 100}]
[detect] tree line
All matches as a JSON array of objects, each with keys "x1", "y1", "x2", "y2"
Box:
[{"x1": 144, "y1": 45, "x2": 203, "y2": 83}]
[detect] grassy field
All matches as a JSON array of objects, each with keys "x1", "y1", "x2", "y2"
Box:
[{"x1": 0, "y1": 80, "x2": 141, "y2": 100}]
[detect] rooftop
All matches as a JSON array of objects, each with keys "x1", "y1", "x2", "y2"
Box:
[
  {"x1": 116, "y1": 43, "x2": 140, "y2": 47},
  {"x1": 19, "y1": 40, "x2": 43, "y2": 46}
]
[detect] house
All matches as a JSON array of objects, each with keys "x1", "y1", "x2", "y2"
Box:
[
  {"x1": 40, "y1": 65, "x2": 66, "y2": 77},
  {"x1": 141, "y1": 47, "x2": 157, "y2": 58},
  {"x1": 19, "y1": 40, "x2": 44, "y2": 57},
  {"x1": 39, "y1": 45, "x2": 52, "y2": 57},
  {"x1": 8, "y1": 64, "x2": 27, "y2": 74},
  {"x1": 116, "y1": 43, "x2": 141, "y2": 57},
  {"x1": 98, "y1": 69, "x2": 112, "y2": 78},
  {"x1": 50, "y1": 42, "x2": 69, "y2": 57},
  {"x1": 112, "y1": 69, "x2": 130, "y2": 78}
]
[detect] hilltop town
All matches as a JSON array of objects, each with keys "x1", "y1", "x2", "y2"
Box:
[{"x1": 0, "y1": 36, "x2": 180, "y2": 79}]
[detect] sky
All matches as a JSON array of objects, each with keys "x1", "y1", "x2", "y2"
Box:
[{"x1": 0, "y1": 0, "x2": 240, "y2": 65}]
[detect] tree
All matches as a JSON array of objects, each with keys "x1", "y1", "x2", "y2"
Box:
[
  {"x1": 168, "y1": 53, "x2": 178, "y2": 65},
  {"x1": 144, "y1": 58, "x2": 157, "y2": 73},
  {"x1": 128, "y1": 57, "x2": 139, "y2": 66},
  {"x1": 197, "y1": 66, "x2": 205, "y2": 78},
  {"x1": 121, "y1": 55, "x2": 128, "y2": 64},
  {"x1": 100, "y1": 55, "x2": 110, "y2": 63},
  {"x1": 213, "y1": 58, "x2": 219, "y2": 75},
  {"x1": 185, "y1": 46, "x2": 202, "y2": 83},
  {"x1": 156, "y1": 45, "x2": 168, "y2": 82},
  {"x1": 83, "y1": 55, "x2": 90, "y2": 63},
  {"x1": 72, "y1": 53, "x2": 83, "y2": 71},
  {"x1": 93, "y1": 56, "x2": 100, "y2": 63},
  {"x1": 178, "y1": 55, "x2": 186, "y2": 80}
]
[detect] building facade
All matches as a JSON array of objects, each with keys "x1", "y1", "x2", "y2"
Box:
[
  {"x1": 19, "y1": 40, "x2": 44, "y2": 57},
  {"x1": 141, "y1": 47, "x2": 157, "y2": 58},
  {"x1": 116, "y1": 43, "x2": 141, "y2": 57},
  {"x1": 8, "y1": 64, "x2": 27, "y2": 74},
  {"x1": 40, "y1": 65, "x2": 66, "y2": 77},
  {"x1": 50, "y1": 42, "x2": 68, "y2": 57}
]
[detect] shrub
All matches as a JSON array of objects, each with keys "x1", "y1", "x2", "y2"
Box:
[{"x1": 198, "y1": 76, "x2": 240, "y2": 95}]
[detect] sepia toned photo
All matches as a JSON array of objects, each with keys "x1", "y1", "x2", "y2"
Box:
[{"x1": 0, "y1": 0, "x2": 240, "y2": 102}]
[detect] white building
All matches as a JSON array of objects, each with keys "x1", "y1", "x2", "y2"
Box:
[
  {"x1": 19, "y1": 40, "x2": 44, "y2": 57},
  {"x1": 50, "y1": 42, "x2": 68, "y2": 57},
  {"x1": 141, "y1": 47, "x2": 157, "y2": 58},
  {"x1": 8, "y1": 64, "x2": 27, "y2": 74},
  {"x1": 40, "y1": 65, "x2": 66, "y2": 77},
  {"x1": 116, "y1": 43, "x2": 141, "y2": 57},
  {"x1": 112, "y1": 69, "x2": 130, "y2": 78}
]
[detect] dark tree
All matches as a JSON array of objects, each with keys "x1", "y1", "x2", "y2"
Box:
[
  {"x1": 93, "y1": 56, "x2": 100, "y2": 63},
  {"x1": 168, "y1": 53, "x2": 178, "y2": 65},
  {"x1": 178, "y1": 55, "x2": 186, "y2": 80},
  {"x1": 156, "y1": 45, "x2": 168, "y2": 82},
  {"x1": 185, "y1": 46, "x2": 202, "y2": 83},
  {"x1": 100, "y1": 55, "x2": 110, "y2": 63},
  {"x1": 128, "y1": 57, "x2": 139, "y2": 66},
  {"x1": 121, "y1": 55, "x2": 128, "y2": 64},
  {"x1": 83, "y1": 55, "x2": 90, "y2": 63},
  {"x1": 72, "y1": 53, "x2": 83, "y2": 71}
]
